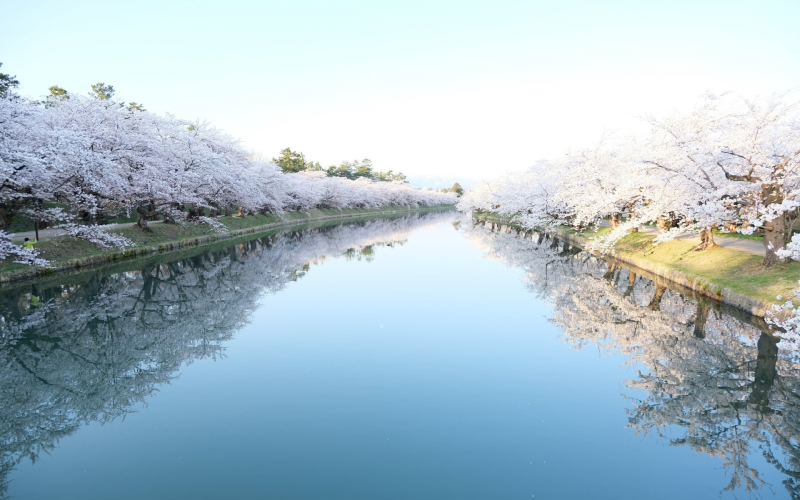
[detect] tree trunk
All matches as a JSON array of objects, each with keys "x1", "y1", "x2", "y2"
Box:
[
  {"x1": 692, "y1": 302, "x2": 710, "y2": 338},
  {"x1": 609, "y1": 213, "x2": 621, "y2": 229},
  {"x1": 0, "y1": 206, "x2": 14, "y2": 232},
  {"x1": 656, "y1": 216, "x2": 670, "y2": 233},
  {"x1": 78, "y1": 210, "x2": 92, "y2": 225},
  {"x1": 739, "y1": 220, "x2": 748, "y2": 234},
  {"x1": 696, "y1": 226, "x2": 715, "y2": 251},
  {"x1": 763, "y1": 183, "x2": 787, "y2": 267},
  {"x1": 603, "y1": 262, "x2": 618, "y2": 281},
  {"x1": 623, "y1": 271, "x2": 637, "y2": 297},
  {"x1": 136, "y1": 207, "x2": 152, "y2": 232},
  {"x1": 786, "y1": 212, "x2": 797, "y2": 244},
  {"x1": 628, "y1": 210, "x2": 638, "y2": 233},
  {"x1": 749, "y1": 332, "x2": 779, "y2": 410},
  {"x1": 648, "y1": 285, "x2": 666, "y2": 311},
  {"x1": 763, "y1": 215, "x2": 787, "y2": 267}
]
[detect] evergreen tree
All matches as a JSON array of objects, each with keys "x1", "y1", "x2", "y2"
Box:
[
  {"x1": 449, "y1": 182, "x2": 464, "y2": 196},
  {"x1": 271, "y1": 147, "x2": 308, "y2": 173},
  {"x1": 89, "y1": 82, "x2": 115, "y2": 100},
  {"x1": 48, "y1": 86, "x2": 69, "y2": 100},
  {"x1": 0, "y1": 63, "x2": 19, "y2": 99}
]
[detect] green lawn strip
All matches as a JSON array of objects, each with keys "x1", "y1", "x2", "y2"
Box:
[
  {"x1": 712, "y1": 230, "x2": 764, "y2": 241},
  {"x1": 2, "y1": 212, "x2": 427, "y2": 292},
  {"x1": 558, "y1": 225, "x2": 612, "y2": 238},
  {"x1": 472, "y1": 211, "x2": 797, "y2": 307},
  {"x1": 1, "y1": 205, "x2": 453, "y2": 275},
  {"x1": 612, "y1": 232, "x2": 800, "y2": 306}
]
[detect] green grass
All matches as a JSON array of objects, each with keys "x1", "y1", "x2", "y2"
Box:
[
  {"x1": 472, "y1": 211, "x2": 512, "y2": 221},
  {"x1": 9, "y1": 202, "x2": 72, "y2": 232},
  {"x1": 612, "y1": 232, "x2": 800, "y2": 305},
  {"x1": 559, "y1": 225, "x2": 612, "y2": 238},
  {"x1": 473, "y1": 210, "x2": 797, "y2": 307},
  {"x1": 3, "y1": 211, "x2": 439, "y2": 293},
  {"x1": 9, "y1": 203, "x2": 142, "y2": 231},
  {"x1": 106, "y1": 213, "x2": 139, "y2": 224},
  {"x1": 0, "y1": 205, "x2": 454, "y2": 275},
  {"x1": 712, "y1": 230, "x2": 764, "y2": 241}
]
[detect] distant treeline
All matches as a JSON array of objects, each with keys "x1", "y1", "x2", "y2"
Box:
[{"x1": 269, "y1": 148, "x2": 408, "y2": 183}]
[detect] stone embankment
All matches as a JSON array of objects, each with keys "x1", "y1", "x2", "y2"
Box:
[
  {"x1": 475, "y1": 214, "x2": 773, "y2": 318},
  {"x1": 2, "y1": 205, "x2": 454, "y2": 284}
]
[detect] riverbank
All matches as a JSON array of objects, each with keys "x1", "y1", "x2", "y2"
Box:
[
  {"x1": 473, "y1": 211, "x2": 800, "y2": 317},
  {"x1": 0, "y1": 205, "x2": 455, "y2": 284}
]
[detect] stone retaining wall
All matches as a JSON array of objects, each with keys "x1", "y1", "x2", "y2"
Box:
[
  {"x1": 1, "y1": 206, "x2": 453, "y2": 284},
  {"x1": 476, "y1": 214, "x2": 772, "y2": 318}
]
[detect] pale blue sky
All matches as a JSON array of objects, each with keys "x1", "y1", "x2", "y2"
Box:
[{"x1": 2, "y1": 0, "x2": 799, "y2": 184}]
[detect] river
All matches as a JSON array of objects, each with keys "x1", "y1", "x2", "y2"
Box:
[{"x1": 1, "y1": 212, "x2": 798, "y2": 499}]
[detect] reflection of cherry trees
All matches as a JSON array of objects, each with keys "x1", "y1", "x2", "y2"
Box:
[
  {"x1": 0, "y1": 212, "x2": 450, "y2": 498},
  {"x1": 462, "y1": 220, "x2": 800, "y2": 498}
]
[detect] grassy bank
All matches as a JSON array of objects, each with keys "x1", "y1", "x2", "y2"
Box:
[
  {"x1": 1, "y1": 205, "x2": 455, "y2": 282},
  {"x1": 473, "y1": 211, "x2": 799, "y2": 312},
  {"x1": 614, "y1": 233, "x2": 800, "y2": 306},
  {"x1": 2, "y1": 210, "x2": 439, "y2": 293}
]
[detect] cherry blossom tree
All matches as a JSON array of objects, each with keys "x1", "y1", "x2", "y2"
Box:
[
  {"x1": 715, "y1": 96, "x2": 800, "y2": 266},
  {"x1": 458, "y1": 92, "x2": 800, "y2": 266},
  {"x1": 0, "y1": 96, "x2": 55, "y2": 230},
  {"x1": 0, "y1": 82, "x2": 455, "y2": 266}
]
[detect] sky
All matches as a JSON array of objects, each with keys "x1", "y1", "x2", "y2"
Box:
[{"x1": 2, "y1": 0, "x2": 800, "y2": 187}]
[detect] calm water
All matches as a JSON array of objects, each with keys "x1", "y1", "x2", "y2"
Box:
[{"x1": 1, "y1": 213, "x2": 798, "y2": 499}]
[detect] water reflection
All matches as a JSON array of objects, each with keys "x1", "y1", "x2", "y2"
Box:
[
  {"x1": 0, "y1": 212, "x2": 451, "y2": 498},
  {"x1": 463, "y1": 220, "x2": 800, "y2": 498}
]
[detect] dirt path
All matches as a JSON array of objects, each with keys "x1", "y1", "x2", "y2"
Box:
[
  {"x1": 639, "y1": 225, "x2": 764, "y2": 256},
  {"x1": 597, "y1": 222, "x2": 766, "y2": 256}
]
